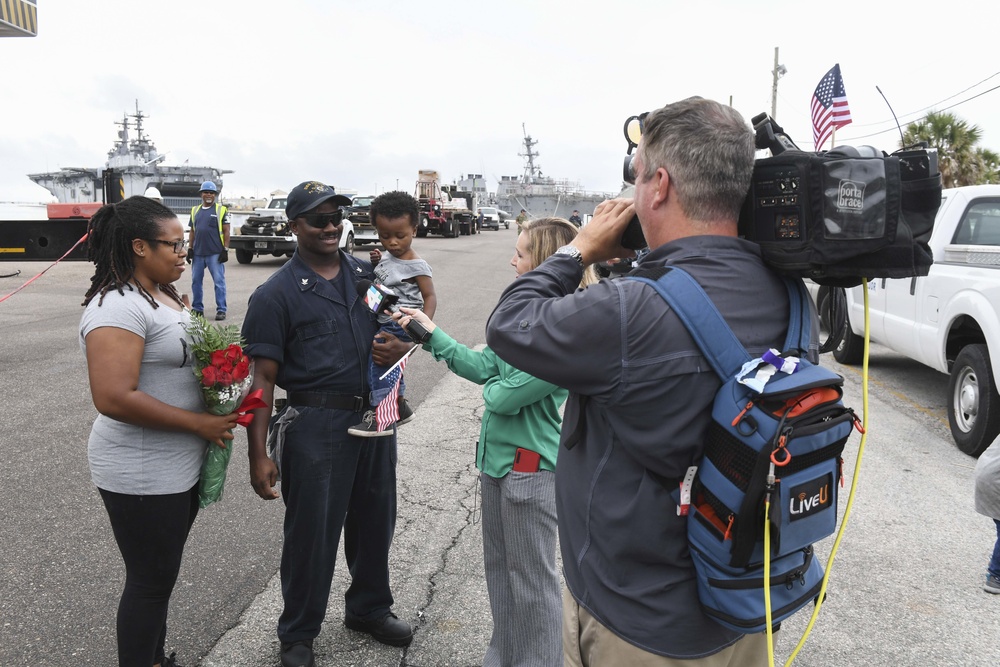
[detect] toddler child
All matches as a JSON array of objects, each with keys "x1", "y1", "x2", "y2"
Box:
[{"x1": 349, "y1": 191, "x2": 436, "y2": 437}]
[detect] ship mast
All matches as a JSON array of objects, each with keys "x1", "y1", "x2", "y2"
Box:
[
  {"x1": 132, "y1": 100, "x2": 147, "y2": 147},
  {"x1": 110, "y1": 112, "x2": 131, "y2": 159},
  {"x1": 519, "y1": 123, "x2": 541, "y2": 183},
  {"x1": 129, "y1": 100, "x2": 158, "y2": 163}
]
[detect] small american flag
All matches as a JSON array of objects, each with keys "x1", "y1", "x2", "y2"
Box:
[
  {"x1": 811, "y1": 64, "x2": 852, "y2": 150},
  {"x1": 374, "y1": 354, "x2": 407, "y2": 430}
]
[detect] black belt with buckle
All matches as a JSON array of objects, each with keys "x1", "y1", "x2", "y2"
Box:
[{"x1": 286, "y1": 391, "x2": 368, "y2": 413}]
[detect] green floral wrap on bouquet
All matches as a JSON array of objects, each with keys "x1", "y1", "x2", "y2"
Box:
[
  {"x1": 186, "y1": 315, "x2": 260, "y2": 509},
  {"x1": 198, "y1": 388, "x2": 250, "y2": 508}
]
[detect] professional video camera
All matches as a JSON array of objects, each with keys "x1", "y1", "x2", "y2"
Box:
[{"x1": 621, "y1": 110, "x2": 943, "y2": 287}]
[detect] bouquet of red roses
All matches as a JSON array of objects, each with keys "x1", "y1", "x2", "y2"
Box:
[{"x1": 186, "y1": 315, "x2": 266, "y2": 508}]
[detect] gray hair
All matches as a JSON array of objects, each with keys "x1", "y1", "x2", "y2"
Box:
[{"x1": 637, "y1": 97, "x2": 754, "y2": 223}]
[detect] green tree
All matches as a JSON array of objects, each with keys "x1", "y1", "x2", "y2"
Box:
[{"x1": 902, "y1": 111, "x2": 1000, "y2": 186}]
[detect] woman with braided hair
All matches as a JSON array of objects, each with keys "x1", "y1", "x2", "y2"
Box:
[{"x1": 80, "y1": 196, "x2": 239, "y2": 667}]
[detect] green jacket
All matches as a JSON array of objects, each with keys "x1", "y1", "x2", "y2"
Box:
[{"x1": 425, "y1": 327, "x2": 566, "y2": 477}]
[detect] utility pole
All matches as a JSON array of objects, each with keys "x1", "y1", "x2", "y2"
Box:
[{"x1": 771, "y1": 47, "x2": 787, "y2": 119}]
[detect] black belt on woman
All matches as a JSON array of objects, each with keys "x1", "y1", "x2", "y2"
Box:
[{"x1": 286, "y1": 391, "x2": 368, "y2": 412}]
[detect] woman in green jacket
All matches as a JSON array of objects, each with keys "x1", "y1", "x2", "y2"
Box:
[{"x1": 399, "y1": 217, "x2": 595, "y2": 667}]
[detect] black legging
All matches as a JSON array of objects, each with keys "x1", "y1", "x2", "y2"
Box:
[{"x1": 99, "y1": 486, "x2": 199, "y2": 667}]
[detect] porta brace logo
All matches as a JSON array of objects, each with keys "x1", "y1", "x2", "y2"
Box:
[
  {"x1": 788, "y1": 473, "x2": 833, "y2": 521},
  {"x1": 837, "y1": 180, "x2": 865, "y2": 212}
]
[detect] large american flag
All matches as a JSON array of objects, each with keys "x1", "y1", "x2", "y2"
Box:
[
  {"x1": 811, "y1": 64, "x2": 852, "y2": 150},
  {"x1": 374, "y1": 354, "x2": 407, "y2": 430}
]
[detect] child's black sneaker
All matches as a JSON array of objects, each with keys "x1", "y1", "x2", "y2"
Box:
[
  {"x1": 348, "y1": 410, "x2": 394, "y2": 438},
  {"x1": 397, "y1": 398, "x2": 415, "y2": 425}
]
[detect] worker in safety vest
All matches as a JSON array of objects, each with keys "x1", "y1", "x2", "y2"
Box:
[{"x1": 187, "y1": 181, "x2": 230, "y2": 320}]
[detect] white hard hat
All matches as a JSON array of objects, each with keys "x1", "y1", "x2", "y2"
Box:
[{"x1": 144, "y1": 186, "x2": 162, "y2": 201}]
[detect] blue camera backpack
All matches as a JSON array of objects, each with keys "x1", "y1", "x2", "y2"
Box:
[{"x1": 628, "y1": 267, "x2": 858, "y2": 633}]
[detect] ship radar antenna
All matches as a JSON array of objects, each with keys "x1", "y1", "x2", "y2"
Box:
[
  {"x1": 132, "y1": 100, "x2": 149, "y2": 141},
  {"x1": 131, "y1": 100, "x2": 148, "y2": 144},
  {"x1": 111, "y1": 112, "x2": 132, "y2": 159},
  {"x1": 130, "y1": 100, "x2": 157, "y2": 161},
  {"x1": 519, "y1": 122, "x2": 541, "y2": 182}
]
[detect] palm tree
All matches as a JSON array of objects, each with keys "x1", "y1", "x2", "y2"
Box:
[
  {"x1": 967, "y1": 148, "x2": 1000, "y2": 186},
  {"x1": 902, "y1": 111, "x2": 1000, "y2": 186}
]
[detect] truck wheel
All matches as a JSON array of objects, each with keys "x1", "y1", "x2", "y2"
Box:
[
  {"x1": 447, "y1": 220, "x2": 458, "y2": 238},
  {"x1": 822, "y1": 288, "x2": 864, "y2": 364},
  {"x1": 235, "y1": 249, "x2": 254, "y2": 264},
  {"x1": 460, "y1": 222, "x2": 470, "y2": 236},
  {"x1": 417, "y1": 218, "x2": 429, "y2": 237},
  {"x1": 948, "y1": 344, "x2": 1000, "y2": 457},
  {"x1": 343, "y1": 232, "x2": 355, "y2": 254}
]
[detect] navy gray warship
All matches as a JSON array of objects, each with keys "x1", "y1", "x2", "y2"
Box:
[
  {"x1": 492, "y1": 124, "x2": 614, "y2": 219},
  {"x1": 27, "y1": 102, "x2": 231, "y2": 215}
]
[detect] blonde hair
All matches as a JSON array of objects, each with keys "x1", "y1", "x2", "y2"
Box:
[{"x1": 522, "y1": 217, "x2": 598, "y2": 287}]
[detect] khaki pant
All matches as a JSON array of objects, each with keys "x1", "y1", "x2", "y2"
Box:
[{"x1": 562, "y1": 587, "x2": 770, "y2": 667}]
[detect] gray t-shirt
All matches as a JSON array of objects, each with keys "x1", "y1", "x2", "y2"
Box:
[
  {"x1": 80, "y1": 288, "x2": 206, "y2": 495},
  {"x1": 373, "y1": 254, "x2": 432, "y2": 322}
]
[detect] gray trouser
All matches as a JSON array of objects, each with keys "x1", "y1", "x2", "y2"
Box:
[{"x1": 480, "y1": 470, "x2": 562, "y2": 667}]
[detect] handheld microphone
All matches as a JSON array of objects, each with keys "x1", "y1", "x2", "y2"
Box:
[{"x1": 356, "y1": 279, "x2": 432, "y2": 344}]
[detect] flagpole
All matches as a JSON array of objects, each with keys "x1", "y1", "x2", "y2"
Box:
[
  {"x1": 378, "y1": 343, "x2": 418, "y2": 381},
  {"x1": 771, "y1": 47, "x2": 787, "y2": 119}
]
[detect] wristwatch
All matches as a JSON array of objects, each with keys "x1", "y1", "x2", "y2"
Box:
[{"x1": 554, "y1": 245, "x2": 584, "y2": 267}]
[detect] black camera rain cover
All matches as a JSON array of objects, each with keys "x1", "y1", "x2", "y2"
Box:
[
  {"x1": 740, "y1": 150, "x2": 939, "y2": 287},
  {"x1": 807, "y1": 155, "x2": 899, "y2": 266}
]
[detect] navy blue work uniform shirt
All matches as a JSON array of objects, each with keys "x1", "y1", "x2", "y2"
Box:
[{"x1": 242, "y1": 251, "x2": 378, "y2": 393}]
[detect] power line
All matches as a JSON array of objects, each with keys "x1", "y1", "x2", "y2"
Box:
[
  {"x1": 771, "y1": 69, "x2": 1000, "y2": 148},
  {"x1": 847, "y1": 84, "x2": 1000, "y2": 141},
  {"x1": 851, "y1": 70, "x2": 1000, "y2": 128}
]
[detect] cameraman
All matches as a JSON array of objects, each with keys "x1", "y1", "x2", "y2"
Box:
[{"x1": 486, "y1": 97, "x2": 801, "y2": 665}]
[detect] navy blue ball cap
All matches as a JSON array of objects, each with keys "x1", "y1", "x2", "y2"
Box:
[{"x1": 286, "y1": 181, "x2": 353, "y2": 220}]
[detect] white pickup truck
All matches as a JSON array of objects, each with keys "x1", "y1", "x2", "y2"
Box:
[
  {"x1": 813, "y1": 185, "x2": 1000, "y2": 456},
  {"x1": 229, "y1": 195, "x2": 355, "y2": 263}
]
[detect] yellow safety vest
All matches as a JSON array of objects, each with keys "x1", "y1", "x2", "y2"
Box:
[{"x1": 190, "y1": 203, "x2": 229, "y2": 243}]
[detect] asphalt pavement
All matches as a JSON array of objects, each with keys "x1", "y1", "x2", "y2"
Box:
[
  {"x1": 199, "y1": 347, "x2": 1000, "y2": 667},
  {"x1": 2, "y1": 225, "x2": 999, "y2": 666}
]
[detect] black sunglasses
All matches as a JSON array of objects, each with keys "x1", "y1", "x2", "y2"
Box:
[{"x1": 299, "y1": 210, "x2": 344, "y2": 229}]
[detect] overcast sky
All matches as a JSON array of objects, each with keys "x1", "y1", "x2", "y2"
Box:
[{"x1": 3, "y1": 0, "x2": 999, "y2": 203}]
